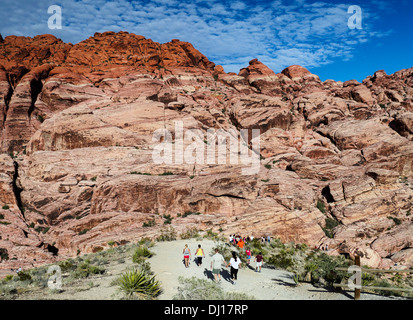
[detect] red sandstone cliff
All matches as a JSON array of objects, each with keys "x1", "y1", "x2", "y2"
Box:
[{"x1": 0, "y1": 32, "x2": 412, "y2": 271}]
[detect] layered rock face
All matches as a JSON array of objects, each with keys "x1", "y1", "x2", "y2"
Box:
[{"x1": 0, "y1": 32, "x2": 412, "y2": 271}]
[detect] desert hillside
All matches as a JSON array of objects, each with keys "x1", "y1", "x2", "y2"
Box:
[{"x1": 0, "y1": 31, "x2": 412, "y2": 272}]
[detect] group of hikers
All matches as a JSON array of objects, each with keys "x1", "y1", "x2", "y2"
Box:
[
  {"x1": 228, "y1": 234, "x2": 271, "y2": 249},
  {"x1": 182, "y1": 235, "x2": 266, "y2": 285}
]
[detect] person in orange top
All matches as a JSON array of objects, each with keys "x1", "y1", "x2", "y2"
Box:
[{"x1": 237, "y1": 238, "x2": 245, "y2": 249}]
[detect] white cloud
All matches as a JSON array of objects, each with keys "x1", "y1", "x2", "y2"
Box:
[{"x1": 0, "y1": 0, "x2": 391, "y2": 74}]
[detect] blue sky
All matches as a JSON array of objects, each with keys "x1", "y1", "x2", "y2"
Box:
[{"x1": 1, "y1": 0, "x2": 412, "y2": 82}]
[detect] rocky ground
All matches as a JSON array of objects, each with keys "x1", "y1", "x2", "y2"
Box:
[{"x1": 0, "y1": 31, "x2": 412, "y2": 274}]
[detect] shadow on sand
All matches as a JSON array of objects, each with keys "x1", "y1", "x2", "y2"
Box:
[{"x1": 203, "y1": 268, "x2": 234, "y2": 284}]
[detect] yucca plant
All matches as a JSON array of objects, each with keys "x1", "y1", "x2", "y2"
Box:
[{"x1": 118, "y1": 268, "x2": 162, "y2": 300}]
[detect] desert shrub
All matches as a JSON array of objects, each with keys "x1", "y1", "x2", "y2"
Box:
[
  {"x1": 78, "y1": 228, "x2": 89, "y2": 235},
  {"x1": 267, "y1": 249, "x2": 295, "y2": 270},
  {"x1": 0, "y1": 282, "x2": 18, "y2": 296},
  {"x1": 58, "y1": 259, "x2": 76, "y2": 272},
  {"x1": 180, "y1": 227, "x2": 200, "y2": 239},
  {"x1": 17, "y1": 271, "x2": 32, "y2": 282},
  {"x1": 387, "y1": 216, "x2": 402, "y2": 225},
  {"x1": 163, "y1": 214, "x2": 173, "y2": 225},
  {"x1": 270, "y1": 238, "x2": 285, "y2": 249},
  {"x1": 118, "y1": 268, "x2": 161, "y2": 300},
  {"x1": 72, "y1": 261, "x2": 105, "y2": 279},
  {"x1": 137, "y1": 238, "x2": 155, "y2": 248},
  {"x1": 325, "y1": 218, "x2": 338, "y2": 229},
  {"x1": 156, "y1": 226, "x2": 177, "y2": 242},
  {"x1": 362, "y1": 272, "x2": 376, "y2": 287},
  {"x1": 159, "y1": 171, "x2": 174, "y2": 176},
  {"x1": 4, "y1": 275, "x2": 13, "y2": 282},
  {"x1": 204, "y1": 229, "x2": 219, "y2": 240},
  {"x1": 29, "y1": 267, "x2": 48, "y2": 289},
  {"x1": 182, "y1": 211, "x2": 200, "y2": 218},
  {"x1": 317, "y1": 200, "x2": 326, "y2": 213},
  {"x1": 173, "y1": 277, "x2": 255, "y2": 300},
  {"x1": 249, "y1": 238, "x2": 264, "y2": 251},
  {"x1": 372, "y1": 280, "x2": 393, "y2": 297},
  {"x1": 132, "y1": 246, "x2": 153, "y2": 262},
  {"x1": 304, "y1": 253, "x2": 350, "y2": 286},
  {"x1": 322, "y1": 218, "x2": 340, "y2": 238},
  {"x1": 143, "y1": 219, "x2": 156, "y2": 228},
  {"x1": 296, "y1": 243, "x2": 308, "y2": 252}
]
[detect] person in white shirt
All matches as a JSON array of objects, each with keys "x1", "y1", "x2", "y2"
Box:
[{"x1": 227, "y1": 252, "x2": 242, "y2": 284}]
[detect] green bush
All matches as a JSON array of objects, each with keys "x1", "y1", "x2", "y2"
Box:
[
  {"x1": 143, "y1": 219, "x2": 156, "y2": 228},
  {"x1": 270, "y1": 238, "x2": 285, "y2": 249},
  {"x1": 163, "y1": 214, "x2": 173, "y2": 225},
  {"x1": 362, "y1": 272, "x2": 376, "y2": 287},
  {"x1": 17, "y1": 271, "x2": 32, "y2": 282},
  {"x1": 372, "y1": 280, "x2": 393, "y2": 297},
  {"x1": 4, "y1": 275, "x2": 14, "y2": 282},
  {"x1": 78, "y1": 229, "x2": 89, "y2": 235},
  {"x1": 180, "y1": 227, "x2": 200, "y2": 239},
  {"x1": 132, "y1": 246, "x2": 153, "y2": 263},
  {"x1": 267, "y1": 249, "x2": 295, "y2": 270},
  {"x1": 118, "y1": 268, "x2": 162, "y2": 300},
  {"x1": 156, "y1": 226, "x2": 177, "y2": 242},
  {"x1": 182, "y1": 211, "x2": 200, "y2": 218},
  {"x1": 304, "y1": 253, "x2": 350, "y2": 286},
  {"x1": 58, "y1": 259, "x2": 76, "y2": 272},
  {"x1": 325, "y1": 218, "x2": 339, "y2": 229},
  {"x1": 249, "y1": 239, "x2": 269, "y2": 257},
  {"x1": 107, "y1": 240, "x2": 116, "y2": 247},
  {"x1": 72, "y1": 261, "x2": 105, "y2": 279},
  {"x1": 159, "y1": 171, "x2": 174, "y2": 176},
  {"x1": 322, "y1": 218, "x2": 340, "y2": 238},
  {"x1": 317, "y1": 200, "x2": 326, "y2": 213},
  {"x1": 204, "y1": 229, "x2": 219, "y2": 240}
]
